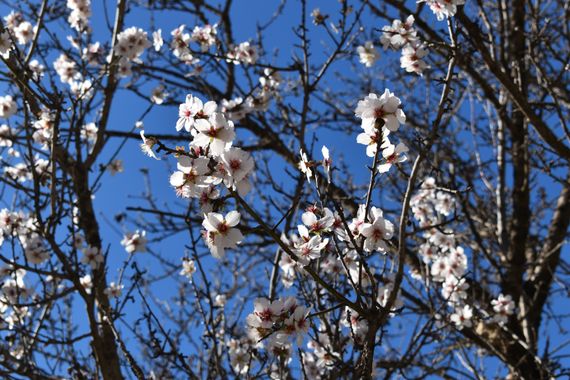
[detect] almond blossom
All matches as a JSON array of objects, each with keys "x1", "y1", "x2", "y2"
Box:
[
  {"x1": 191, "y1": 24, "x2": 217, "y2": 51},
  {"x1": 139, "y1": 131, "x2": 160, "y2": 160},
  {"x1": 450, "y1": 304, "x2": 473, "y2": 329},
  {"x1": 355, "y1": 90, "x2": 406, "y2": 132},
  {"x1": 377, "y1": 139, "x2": 408, "y2": 173},
  {"x1": 120, "y1": 230, "x2": 147, "y2": 254},
  {"x1": 301, "y1": 207, "x2": 334, "y2": 234},
  {"x1": 0, "y1": 31, "x2": 12, "y2": 58},
  {"x1": 420, "y1": 0, "x2": 466, "y2": 20},
  {"x1": 400, "y1": 42, "x2": 429, "y2": 75},
  {"x1": 104, "y1": 282, "x2": 124, "y2": 298},
  {"x1": 152, "y1": 29, "x2": 163, "y2": 51},
  {"x1": 246, "y1": 297, "x2": 310, "y2": 347},
  {"x1": 295, "y1": 225, "x2": 329, "y2": 264},
  {"x1": 202, "y1": 211, "x2": 244, "y2": 259},
  {"x1": 81, "y1": 246, "x2": 103, "y2": 269},
  {"x1": 170, "y1": 25, "x2": 191, "y2": 59},
  {"x1": 356, "y1": 123, "x2": 389, "y2": 157},
  {"x1": 491, "y1": 294, "x2": 515, "y2": 325},
  {"x1": 298, "y1": 149, "x2": 313, "y2": 181},
  {"x1": 218, "y1": 147, "x2": 254, "y2": 195},
  {"x1": 356, "y1": 41, "x2": 380, "y2": 67},
  {"x1": 0, "y1": 95, "x2": 17, "y2": 118},
  {"x1": 180, "y1": 257, "x2": 196, "y2": 281},
  {"x1": 191, "y1": 112, "x2": 235, "y2": 155},
  {"x1": 114, "y1": 27, "x2": 151, "y2": 61},
  {"x1": 360, "y1": 207, "x2": 394, "y2": 253},
  {"x1": 227, "y1": 41, "x2": 258, "y2": 65},
  {"x1": 176, "y1": 94, "x2": 217, "y2": 132},
  {"x1": 169, "y1": 156, "x2": 210, "y2": 198},
  {"x1": 13, "y1": 21, "x2": 33, "y2": 45},
  {"x1": 380, "y1": 15, "x2": 418, "y2": 49}
]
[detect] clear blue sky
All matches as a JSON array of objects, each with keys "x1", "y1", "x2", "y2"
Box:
[{"x1": 0, "y1": 0, "x2": 568, "y2": 378}]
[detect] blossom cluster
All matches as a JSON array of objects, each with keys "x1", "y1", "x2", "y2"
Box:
[
  {"x1": 114, "y1": 27, "x2": 151, "y2": 77},
  {"x1": 246, "y1": 297, "x2": 310, "y2": 354},
  {"x1": 3, "y1": 11, "x2": 34, "y2": 46},
  {"x1": 381, "y1": 16, "x2": 429, "y2": 75},
  {"x1": 226, "y1": 41, "x2": 258, "y2": 65},
  {"x1": 354, "y1": 90, "x2": 408, "y2": 172},
  {"x1": 0, "y1": 209, "x2": 49, "y2": 265},
  {"x1": 0, "y1": 266, "x2": 31, "y2": 337},
  {"x1": 168, "y1": 24, "x2": 217, "y2": 64},
  {"x1": 221, "y1": 69, "x2": 282, "y2": 120},
  {"x1": 67, "y1": 0, "x2": 91, "y2": 32},
  {"x1": 141, "y1": 93, "x2": 260, "y2": 260},
  {"x1": 410, "y1": 178, "x2": 473, "y2": 328},
  {"x1": 420, "y1": 0, "x2": 466, "y2": 20}
]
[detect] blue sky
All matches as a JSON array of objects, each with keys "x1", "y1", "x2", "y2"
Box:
[{"x1": 0, "y1": 0, "x2": 568, "y2": 378}]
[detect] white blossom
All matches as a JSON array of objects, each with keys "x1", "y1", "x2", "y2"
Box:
[
  {"x1": 139, "y1": 131, "x2": 160, "y2": 160},
  {"x1": 381, "y1": 15, "x2": 418, "y2": 49},
  {"x1": 115, "y1": 27, "x2": 151, "y2": 61},
  {"x1": 357, "y1": 41, "x2": 380, "y2": 67},
  {"x1": 491, "y1": 294, "x2": 515, "y2": 325},
  {"x1": 152, "y1": 29, "x2": 163, "y2": 51},
  {"x1": 420, "y1": 0, "x2": 466, "y2": 20},
  {"x1": 0, "y1": 95, "x2": 17, "y2": 118},
  {"x1": 400, "y1": 42, "x2": 429, "y2": 75},
  {"x1": 191, "y1": 24, "x2": 217, "y2": 51},
  {"x1": 355, "y1": 90, "x2": 406, "y2": 132},
  {"x1": 120, "y1": 230, "x2": 147, "y2": 254},
  {"x1": 377, "y1": 139, "x2": 408, "y2": 173},
  {"x1": 176, "y1": 94, "x2": 217, "y2": 132},
  {"x1": 450, "y1": 304, "x2": 473, "y2": 329},
  {"x1": 360, "y1": 207, "x2": 394, "y2": 253},
  {"x1": 169, "y1": 155, "x2": 210, "y2": 198},
  {"x1": 104, "y1": 282, "x2": 123, "y2": 298},
  {"x1": 227, "y1": 42, "x2": 258, "y2": 65},
  {"x1": 81, "y1": 246, "x2": 103, "y2": 269},
  {"x1": 202, "y1": 211, "x2": 244, "y2": 259}
]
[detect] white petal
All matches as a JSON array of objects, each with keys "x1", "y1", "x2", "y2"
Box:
[
  {"x1": 225, "y1": 211, "x2": 241, "y2": 227},
  {"x1": 170, "y1": 171, "x2": 185, "y2": 187}
]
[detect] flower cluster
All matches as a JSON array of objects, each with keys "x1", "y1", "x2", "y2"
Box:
[
  {"x1": 114, "y1": 27, "x2": 151, "y2": 77},
  {"x1": 380, "y1": 15, "x2": 429, "y2": 75},
  {"x1": 115, "y1": 27, "x2": 151, "y2": 61},
  {"x1": 3, "y1": 11, "x2": 34, "y2": 46},
  {"x1": 142, "y1": 94, "x2": 256, "y2": 259},
  {"x1": 67, "y1": 0, "x2": 91, "y2": 32},
  {"x1": 277, "y1": 202, "x2": 396, "y2": 296},
  {"x1": 0, "y1": 209, "x2": 50, "y2": 265},
  {"x1": 491, "y1": 293, "x2": 515, "y2": 325},
  {"x1": 420, "y1": 0, "x2": 466, "y2": 20},
  {"x1": 4, "y1": 156, "x2": 51, "y2": 185},
  {"x1": 221, "y1": 69, "x2": 282, "y2": 121},
  {"x1": 410, "y1": 178, "x2": 475, "y2": 329},
  {"x1": 226, "y1": 41, "x2": 258, "y2": 65},
  {"x1": 355, "y1": 91, "x2": 408, "y2": 172},
  {"x1": 191, "y1": 24, "x2": 218, "y2": 51},
  {"x1": 53, "y1": 53, "x2": 94, "y2": 97},
  {"x1": 0, "y1": 267, "x2": 31, "y2": 333},
  {"x1": 380, "y1": 16, "x2": 419, "y2": 49},
  {"x1": 247, "y1": 297, "x2": 310, "y2": 351},
  {"x1": 0, "y1": 95, "x2": 17, "y2": 119}
]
